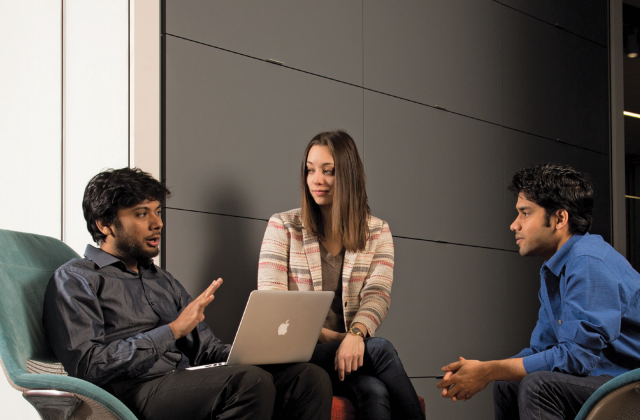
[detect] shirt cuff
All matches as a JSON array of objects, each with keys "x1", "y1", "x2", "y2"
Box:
[
  {"x1": 146, "y1": 324, "x2": 175, "y2": 355},
  {"x1": 351, "y1": 315, "x2": 378, "y2": 338},
  {"x1": 522, "y1": 352, "x2": 550, "y2": 374},
  {"x1": 512, "y1": 348, "x2": 534, "y2": 359}
]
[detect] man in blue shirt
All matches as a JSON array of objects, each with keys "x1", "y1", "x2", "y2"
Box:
[{"x1": 437, "y1": 163, "x2": 640, "y2": 420}]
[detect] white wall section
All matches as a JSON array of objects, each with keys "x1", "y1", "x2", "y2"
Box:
[
  {"x1": 62, "y1": 0, "x2": 130, "y2": 255},
  {"x1": 0, "y1": 1, "x2": 62, "y2": 240}
]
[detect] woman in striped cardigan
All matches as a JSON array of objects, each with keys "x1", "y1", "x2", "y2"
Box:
[{"x1": 258, "y1": 131, "x2": 424, "y2": 420}]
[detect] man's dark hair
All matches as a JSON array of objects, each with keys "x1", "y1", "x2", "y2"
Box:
[
  {"x1": 508, "y1": 163, "x2": 593, "y2": 235},
  {"x1": 83, "y1": 167, "x2": 171, "y2": 244}
]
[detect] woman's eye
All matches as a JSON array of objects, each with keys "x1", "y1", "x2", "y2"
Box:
[{"x1": 324, "y1": 169, "x2": 334, "y2": 175}]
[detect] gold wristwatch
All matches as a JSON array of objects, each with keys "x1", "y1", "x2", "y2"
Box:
[{"x1": 348, "y1": 326, "x2": 365, "y2": 339}]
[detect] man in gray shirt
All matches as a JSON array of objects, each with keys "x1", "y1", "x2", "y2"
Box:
[{"x1": 44, "y1": 167, "x2": 332, "y2": 420}]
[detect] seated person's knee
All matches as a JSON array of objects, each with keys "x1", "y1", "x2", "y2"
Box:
[
  {"x1": 366, "y1": 337, "x2": 398, "y2": 359},
  {"x1": 518, "y1": 371, "x2": 552, "y2": 399},
  {"x1": 297, "y1": 363, "x2": 332, "y2": 392},
  {"x1": 229, "y1": 366, "x2": 276, "y2": 397}
]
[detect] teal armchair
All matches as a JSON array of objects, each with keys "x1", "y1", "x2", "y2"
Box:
[
  {"x1": 574, "y1": 368, "x2": 640, "y2": 420},
  {"x1": 0, "y1": 229, "x2": 137, "y2": 420}
]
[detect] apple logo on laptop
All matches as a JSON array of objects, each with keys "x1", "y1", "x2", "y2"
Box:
[{"x1": 278, "y1": 320, "x2": 289, "y2": 336}]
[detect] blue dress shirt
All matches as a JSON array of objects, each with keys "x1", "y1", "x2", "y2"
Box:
[{"x1": 514, "y1": 233, "x2": 640, "y2": 377}]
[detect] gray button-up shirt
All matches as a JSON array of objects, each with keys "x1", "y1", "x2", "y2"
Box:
[{"x1": 43, "y1": 245, "x2": 230, "y2": 392}]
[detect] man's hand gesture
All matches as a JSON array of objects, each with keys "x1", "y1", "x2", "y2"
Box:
[
  {"x1": 437, "y1": 357, "x2": 491, "y2": 402},
  {"x1": 169, "y1": 278, "x2": 222, "y2": 339}
]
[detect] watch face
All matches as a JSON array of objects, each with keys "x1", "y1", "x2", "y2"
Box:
[{"x1": 350, "y1": 327, "x2": 363, "y2": 337}]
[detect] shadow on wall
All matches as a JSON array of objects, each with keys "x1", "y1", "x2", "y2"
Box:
[{"x1": 168, "y1": 179, "x2": 268, "y2": 345}]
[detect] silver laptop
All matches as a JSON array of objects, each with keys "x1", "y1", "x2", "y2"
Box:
[{"x1": 187, "y1": 290, "x2": 333, "y2": 369}]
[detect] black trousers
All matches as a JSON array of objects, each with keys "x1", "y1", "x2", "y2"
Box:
[
  {"x1": 116, "y1": 363, "x2": 332, "y2": 420},
  {"x1": 493, "y1": 371, "x2": 613, "y2": 420}
]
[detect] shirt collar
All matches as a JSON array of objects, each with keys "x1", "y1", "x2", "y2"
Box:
[
  {"x1": 84, "y1": 244, "x2": 157, "y2": 272},
  {"x1": 543, "y1": 233, "x2": 586, "y2": 276}
]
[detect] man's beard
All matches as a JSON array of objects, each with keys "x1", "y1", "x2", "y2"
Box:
[{"x1": 112, "y1": 228, "x2": 159, "y2": 262}]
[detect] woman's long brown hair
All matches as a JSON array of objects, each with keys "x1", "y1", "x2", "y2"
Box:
[{"x1": 301, "y1": 131, "x2": 371, "y2": 252}]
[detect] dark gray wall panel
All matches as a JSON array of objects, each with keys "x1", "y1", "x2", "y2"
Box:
[
  {"x1": 502, "y1": 7, "x2": 609, "y2": 154},
  {"x1": 412, "y1": 378, "x2": 494, "y2": 420},
  {"x1": 502, "y1": 129, "x2": 611, "y2": 252},
  {"x1": 363, "y1": 0, "x2": 502, "y2": 124},
  {"x1": 161, "y1": 4, "x2": 613, "y2": 412},
  {"x1": 164, "y1": 208, "x2": 268, "y2": 344},
  {"x1": 364, "y1": 91, "x2": 505, "y2": 249},
  {"x1": 165, "y1": 0, "x2": 363, "y2": 86},
  {"x1": 376, "y1": 238, "x2": 508, "y2": 377},
  {"x1": 499, "y1": 0, "x2": 608, "y2": 45},
  {"x1": 166, "y1": 36, "x2": 363, "y2": 219}
]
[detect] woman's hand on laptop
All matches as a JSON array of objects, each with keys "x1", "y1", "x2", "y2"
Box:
[{"x1": 169, "y1": 278, "x2": 223, "y2": 339}]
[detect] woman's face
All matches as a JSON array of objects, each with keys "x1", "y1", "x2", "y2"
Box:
[{"x1": 306, "y1": 145, "x2": 335, "y2": 208}]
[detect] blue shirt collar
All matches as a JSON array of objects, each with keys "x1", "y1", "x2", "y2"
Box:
[
  {"x1": 84, "y1": 244, "x2": 157, "y2": 272},
  {"x1": 543, "y1": 233, "x2": 586, "y2": 277}
]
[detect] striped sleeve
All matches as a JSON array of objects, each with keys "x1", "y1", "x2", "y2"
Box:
[
  {"x1": 351, "y1": 221, "x2": 394, "y2": 337},
  {"x1": 257, "y1": 214, "x2": 290, "y2": 291}
]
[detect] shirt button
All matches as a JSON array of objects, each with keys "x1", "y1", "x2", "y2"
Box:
[{"x1": 558, "y1": 320, "x2": 562, "y2": 325}]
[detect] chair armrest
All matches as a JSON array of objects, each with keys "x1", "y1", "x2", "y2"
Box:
[
  {"x1": 23, "y1": 389, "x2": 81, "y2": 420},
  {"x1": 575, "y1": 369, "x2": 640, "y2": 420},
  {"x1": 13, "y1": 372, "x2": 137, "y2": 420}
]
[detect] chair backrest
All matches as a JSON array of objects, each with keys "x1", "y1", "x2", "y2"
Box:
[{"x1": 0, "y1": 229, "x2": 80, "y2": 383}]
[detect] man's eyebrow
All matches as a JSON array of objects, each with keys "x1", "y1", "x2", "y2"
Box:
[
  {"x1": 516, "y1": 205, "x2": 532, "y2": 211},
  {"x1": 133, "y1": 204, "x2": 161, "y2": 211}
]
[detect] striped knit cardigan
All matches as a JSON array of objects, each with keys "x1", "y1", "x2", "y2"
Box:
[{"x1": 257, "y1": 208, "x2": 394, "y2": 337}]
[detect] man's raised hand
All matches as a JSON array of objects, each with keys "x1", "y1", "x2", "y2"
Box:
[{"x1": 169, "y1": 278, "x2": 223, "y2": 339}]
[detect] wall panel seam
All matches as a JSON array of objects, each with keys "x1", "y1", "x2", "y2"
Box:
[
  {"x1": 493, "y1": 0, "x2": 607, "y2": 47},
  {"x1": 166, "y1": 208, "x2": 520, "y2": 253},
  {"x1": 392, "y1": 235, "x2": 519, "y2": 254},
  {"x1": 166, "y1": 34, "x2": 608, "y2": 156},
  {"x1": 165, "y1": 207, "x2": 269, "y2": 223}
]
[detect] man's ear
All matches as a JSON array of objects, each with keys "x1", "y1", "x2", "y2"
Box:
[
  {"x1": 96, "y1": 219, "x2": 114, "y2": 238},
  {"x1": 554, "y1": 209, "x2": 570, "y2": 231}
]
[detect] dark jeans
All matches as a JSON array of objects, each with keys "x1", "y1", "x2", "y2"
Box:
[
  {"x1": 309, "y1": 337, "x2": 425, "y2": 420},
  {"x1": 116, "y1": 363, "x2": 332, "y2": 420},
  {"x1": 493, "y1": 371, "x2": 613, "y2": 420}
]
